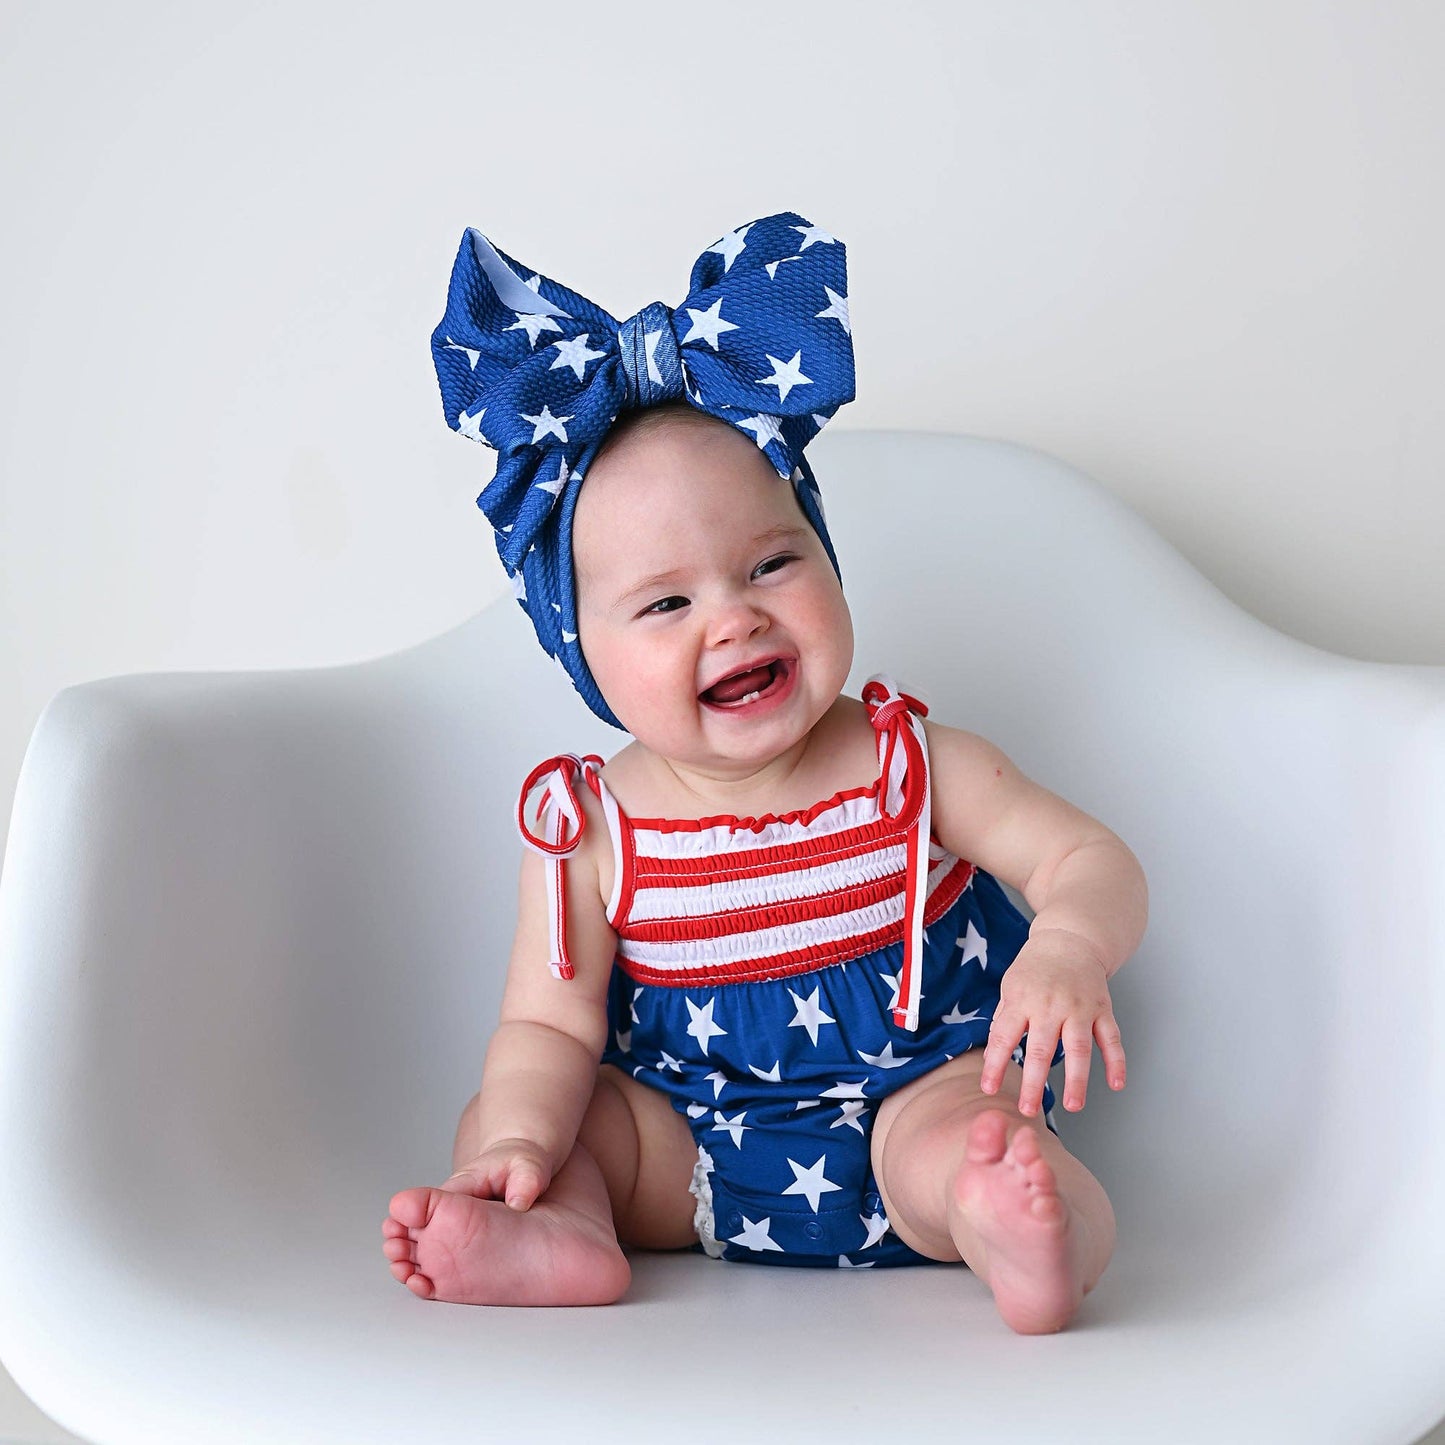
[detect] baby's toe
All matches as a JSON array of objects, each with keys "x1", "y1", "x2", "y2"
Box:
[
  {"x1": 383, "y1": 1236, "x2": 415, "y2": 1265},
  {"x1": 404, "y1": 1269, "x2": 436, "y2": 1299},
  {"x1": 1007, "y1": 1124, "x2": 1043, "y2": 1169},
  {"x1": 382, "y1": 1215, "x2": 408, "y2": 1240},
  {"x1": 1029, "y1": 1192, "x2": 1066, "y2": 1222},
  {"x1": 388, "y1": 1187, "x2": 436, "y2": 1230},
  {"x1": 965, "y1": 1109, "x2": 1010, "y2": 1164}
]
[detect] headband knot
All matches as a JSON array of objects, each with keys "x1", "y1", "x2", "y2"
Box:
[
  {"x1": 430, "y1": 210, "x2": 857, "y2": 728},
  {"x1": 617, "y1": 302, "x2": 686, "y2": 410}
]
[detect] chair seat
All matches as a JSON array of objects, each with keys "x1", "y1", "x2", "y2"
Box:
[{"x1": 2, "y1": 430, "x2": 1442, "y2": 1444}]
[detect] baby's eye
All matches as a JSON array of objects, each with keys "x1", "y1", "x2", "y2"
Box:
[
  {"x1": 642, "y1": 595, "x2": 689, "y2": 616},
  {"x1": 753, "y1": 554, "x2": 796, "y2": 579}
]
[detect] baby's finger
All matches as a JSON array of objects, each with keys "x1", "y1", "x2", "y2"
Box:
[
  {"x1": 1094, "y1": 1014, "x2": 1127, "y2": 1091},
  {"x1": 441, "y1": 1163, "x2": 490, "y2": 1196},
  {"x1": 979, "y1": 1006, "x2": 1025, "y2": 1094},
  {"x1": 1060, "y1": 1022, "x2": 1094, "y2": 1112},
  {"x1": 1016, "y1": 1025, "x2": 1057, "y2": 1117},
  {"x1": 504, "y1": 1159, "x2": 549, "y2": 1210}
]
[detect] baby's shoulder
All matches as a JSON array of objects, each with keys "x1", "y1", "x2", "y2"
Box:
[{"x1": 593, "y1": 740, "x2": 661, "y2": 820}]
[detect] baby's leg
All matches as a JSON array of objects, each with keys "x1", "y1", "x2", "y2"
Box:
[
  {"x1": 870, "y1": 1048, "x2": 1115, "y2": 1335},
  {"x1": 382, "y1": 1065, "x2": 697, "y2": 1305},
  {"x1": 447, "y1": 1064, "x2": 699, "y2": 1249}
]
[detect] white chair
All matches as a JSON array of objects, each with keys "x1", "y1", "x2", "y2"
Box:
[{"x1": 1, "y1": 430, "x2": 1442, "y2": 1445}]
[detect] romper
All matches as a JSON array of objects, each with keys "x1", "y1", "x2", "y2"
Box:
[{"x1": 515, "y1": 673, "x2": 1064, "y2": 1270}]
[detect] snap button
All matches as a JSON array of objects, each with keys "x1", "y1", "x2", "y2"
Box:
[
  {"x1": 803, "y1": 1220, "x2": 824, "y2": 1240},
  {"x1": 726, "y1": 1211, "x2": 743, "y2": 1230},
  {"x1": 864, "y1": 1192, "x2": 882, "y2": 1213}
]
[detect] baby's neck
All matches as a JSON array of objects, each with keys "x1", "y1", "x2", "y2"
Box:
[{"x1": 608, "y1": 694, "x2": 878, "y2": 822}]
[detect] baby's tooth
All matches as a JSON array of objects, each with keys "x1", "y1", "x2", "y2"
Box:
[{"x1": 741, "y1": 690, "x2": 760, "y2": 703}]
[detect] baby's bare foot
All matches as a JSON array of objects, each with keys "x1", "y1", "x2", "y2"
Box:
[
  {"x1": 382, "y1": 1178, "x2": 630, "y2": 1307},
  {"x1": 947, "y1": 1109, "x2": 1085, "y2": 1334}
]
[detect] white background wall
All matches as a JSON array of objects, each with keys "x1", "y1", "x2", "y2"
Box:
[
  {"x1": 2, "y1": 0, "x2": 1443, "y2": 817},
  {"x1": 1, "y1": 6, "x2": 1443, "y2": 1440}
]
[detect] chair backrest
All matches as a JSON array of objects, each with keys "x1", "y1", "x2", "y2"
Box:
[{"x1": 379, "y1": 428, "x2": 1366, "y2": 1211}]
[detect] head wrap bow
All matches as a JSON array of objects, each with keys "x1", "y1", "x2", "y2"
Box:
[{"x1": 430, "y1": 209, "x2": 857, "y2": 728}]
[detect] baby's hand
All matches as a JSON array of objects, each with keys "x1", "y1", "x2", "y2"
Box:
[
  {"x1": 442, "y1": 1136, "x2": 554, "y2": 1211},
  {"x1": 978, "y1": 928, "x2": 1126, "y2": 1117}
]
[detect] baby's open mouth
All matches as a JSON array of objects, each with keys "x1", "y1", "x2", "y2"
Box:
[{"x1": 699, "y1": 659, "x2": 789, "y2": 707}]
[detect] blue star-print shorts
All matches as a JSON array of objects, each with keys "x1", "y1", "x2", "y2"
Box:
[{"x1": 599, "y1": 868, "x2": 1064, "y2": 1269}]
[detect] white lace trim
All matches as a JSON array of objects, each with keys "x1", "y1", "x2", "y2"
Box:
[{"x1": 687, "y1": 1146, "x2": 726, "y2": 1258}]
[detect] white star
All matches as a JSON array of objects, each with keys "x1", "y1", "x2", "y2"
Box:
[
  {"x1": 679, "y1": 297, "x2": 739, "y2": 351},
  {"x1": 704, "y1": 1069, "x2": 728, "y2": 1100},
  {"x1": 786, "y1": 985, "x2": 837, "y2": 1046},
  {"x1": 838, "y1": 1255, "x2": 875, "y2": 1268},
  {"x1": 878, "y1": 968, "x2": 924, "y2": 1014},
  {"x1": 457, "y1": 405, "x2": 486, "y2": 441},
  {"x1": 792, "y1": 1098, "x2": 821, "y2": 1111},
  {"x1": 829, "y1": 1100, "x2": 868, "y2": 1134},
  {"x1": 748, "y1": 1060, "x2": 782, "y2": 1081},
  {"x1": 442, "y1": 338, "x2": 481, "y2": 368},
  {"x1": 819, "y1": 1079, "x2": 868, "y2": 1099},
  {"x1": 614, "y1": 1026, "x2": 631, "y2": 1052},
  {"x1": 616, "y1": 323, "x2": 672, "y2": 387},
  {"x1": 505, "y1": 312, "x2": 563, "y2": 348},
  {"x1": 728, "y1": 1214, "x2": 783, "y2": 1251},
  {"x1": 816, "y1": 285, "x2": 851, "y2": 336},
  {"x1": 520, "y1": 403, "x2": 572, "y2": 445},
  {"x1": 509, "y1": 569, "x2": 526, "y2": 602},
  {"x1": 532, "y1": 456, "x2": 570, "y2": 496},
  {"x1": 706, "y1": 224, "x2": 752, "y2": 273},
  {"x1": 958, "y1": 920, "x2": 988, "y2": 969},
  {"x1": 561, "y1": 630, "x2": 577, "y2": 644},
  {"x1": 656, "y1": 1050, "x2": 684, "y2": 1073},
  {"x1": 735, "y1": 412, "x2": 786, "y2": 452},
  {"x1": 942, "y1": 1003, "x2": 987, "y2": 1026},
  {"x1": 782, "y1": 1154, "x2": 842, "y2": 1211},
  {"x1": 630, "y1": 987, "x2": 642, "y2": 1023},
  {"x1": 550, "y1": 332, "x2": 607, "y2": 381},
  {"x1": 792, "y1": 223, "x2": 838, "y2": 251},
  {"x1": 755, "y1": 350, "x2": 812, "y2": 403},
  {"x1": 684, "y1": 996, "x2": 728, "y2": 1056},
  {"x1": 685, "y1": 1102, "x2": 709, "y2": 1118},
  {"x1": 858, "y1": 1040, "x2": 910, "y2": 1069},
  {"x1": 711, "y1": 1109, "x2": 751, "y2": 1147},
  {"x1": 764, "y1": 254, "x2": 804, "y2": 279},
  {"x1": 858, "y1": 1211, "x2": 891, "y2": 1249}
]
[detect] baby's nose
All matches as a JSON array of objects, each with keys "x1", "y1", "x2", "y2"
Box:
[{"x1": 706, "y1": 598, "x2": 770, "y2": 646}]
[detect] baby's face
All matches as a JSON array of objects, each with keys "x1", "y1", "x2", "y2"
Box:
[{"x1": 573, "y1": 418, "x2": 853, "y2": 776}]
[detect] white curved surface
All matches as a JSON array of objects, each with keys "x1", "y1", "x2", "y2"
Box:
[{"x1": 1, "y1": 430, "x2": 1442, "y2": 1444}]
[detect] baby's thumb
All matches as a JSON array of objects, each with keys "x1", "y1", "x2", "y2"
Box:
[
  {"x1": 505, "y1": 1159, "x2": 549, "y2": 1210},
  {"x1": 441, "y1": 1164, "x2": 487, "y2": 1195}
]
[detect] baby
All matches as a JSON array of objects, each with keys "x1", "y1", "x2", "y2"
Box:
[{"x1": 382, "y1": 214, "x2": 1147, "y2": 1335}]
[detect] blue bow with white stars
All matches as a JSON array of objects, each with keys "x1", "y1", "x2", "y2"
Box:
[{"x1": 429, "y1": 210, "x2": 857, "y2": 729}]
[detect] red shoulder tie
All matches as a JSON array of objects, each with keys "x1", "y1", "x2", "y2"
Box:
[
  {"x1": 515, "y1": 754, "x2": 606, "y2": 980},
  {"x1": 862, "y1": 676, "x2": 932, "y2": 1032}
]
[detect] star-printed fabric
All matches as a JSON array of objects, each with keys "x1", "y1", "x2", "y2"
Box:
[
  {"x1": 601, "y1": 866, "x2": 1061, "y2": 1268},
  {"x1": 430, "y1": 210, "x2": 857, "y2": 728}
]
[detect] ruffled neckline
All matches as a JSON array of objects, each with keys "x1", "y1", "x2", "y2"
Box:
[{"x1": 623, "y1": 778, "x2": 883, "y2": 834}]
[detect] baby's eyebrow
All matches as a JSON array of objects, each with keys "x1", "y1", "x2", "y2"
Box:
[{"x1": 610, "y1": 524, "x2": 809, "y2": 610}]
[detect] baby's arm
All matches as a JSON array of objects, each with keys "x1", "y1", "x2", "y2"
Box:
[
  {"x1": 923, "y1": 719, "x2": 1149, "y2": 1117},
  {"x1": 448, "y1": 785, "x2": 618, "y2": 1210}
]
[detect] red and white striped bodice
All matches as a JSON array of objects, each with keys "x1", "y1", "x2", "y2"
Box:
[{"x1": 514, "y1": 674, "x2": 975, "y2": 1031}]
